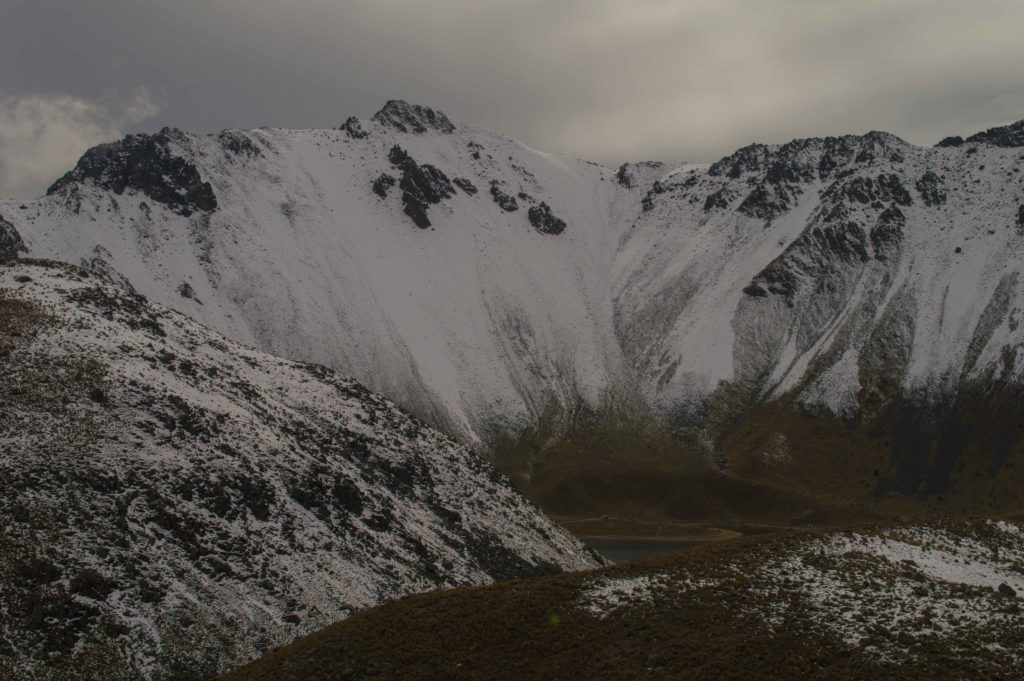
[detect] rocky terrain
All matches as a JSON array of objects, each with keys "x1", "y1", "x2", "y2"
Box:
[
  {"x1": 222, "y1": 518, "x2": 1024, "y2": 680},
  {"x1": 4, "y1": 101, "x2": 1024, "y2": 517},
  {"x1": 0, "y1": 260, "x2": 599, "y2": 681}
]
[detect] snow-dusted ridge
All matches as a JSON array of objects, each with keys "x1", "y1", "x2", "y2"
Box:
[
  {"x1": 221, "y1": 518, "x2": 1024, "y2": 679},
  {"x1": 0, "y1": 259, "x2": 601, "y2": 680},
  {"x1": 571, "y1": 521, "x2": 1024, "y2": 669},
  {"x1": 4, "y1": 101, "x2": 1024, "y2": 501}
]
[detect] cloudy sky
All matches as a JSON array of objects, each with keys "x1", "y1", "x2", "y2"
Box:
[{"x1": 3, "y1": 0, "x2": 1024, "y2": 198}]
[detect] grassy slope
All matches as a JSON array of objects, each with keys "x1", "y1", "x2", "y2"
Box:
[
  {"x1": 220, "y1": 520, "x2": 1024, "y2": 681},
  {"x1": 490, "y1": 394, "x2": 1024, "y2": 533}
]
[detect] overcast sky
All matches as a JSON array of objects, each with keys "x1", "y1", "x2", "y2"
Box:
[{"x1": 3, "y1": 0, "x2": 1024, "y2": 198}]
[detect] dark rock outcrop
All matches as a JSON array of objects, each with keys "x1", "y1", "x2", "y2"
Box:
[
  {"x1": 761, "y1": 222, "x2": 868, "y2": 297},
  {"x1": 965, "y1": 119, "x2": 1024, "y2": 148},
  {"x1": 387, "y1": 146, "x2": 454, "y2": 228},
  {"x1": 709, "y1": 143, "x2": 772, "y2": 179},
  {"x1": 915, "y1": 171, "x2": 947, "y2": 207},
  {"x1": 0, "y1": 216, "x2": 26, "y2": 260},
  {"x1": 372, "y1": 174, "x2": 396, "y2": 199},
  {"x1": 176, "y1": 282, "x2": 201, "y2": 304},
  {"x1": 703, "y1": 133, "x2": 908, "y2": 225},
  {"x1": 738, "y1": 183, "x2": 793, "y2": 222},
  {"x1": 47, "y1": 128, "x2": 217, "y2": 218},
  {"x1": 453, "y1": 177, "x2": 478, "y2": 195},
  {"x1": 870, "y1": 205, "x2": 906, "y2": 260},
  {"x1": 340, "y1": 116, "x2": 368, "y2": 139},
  {"x1": 703, "y1": 187, "x2": 736, "y2": 212},
  {"x1": 936, "y1": 135, "x2": 965, "y2": 148},
  {"x1": 217, "y1": 131, "x2": 263, "y2": 158},
  {"x1": 401, "y1": 193, "x2": 430, "y2": 229},
  {"x1": 710, "y1": 132, "x2": 907, "y2": 184},
  {"x1": 527, "y1": 202, "x2": 566, "y2": 235},
  {"x1": 489, "y1": 182, "x2": 519, "y2": 212},
  {"x1": 616, "y1": 164, "x2": 634, "y2": 188},
  {"x1": 372, "y1": 100, "x2": 456, "y2": 134},
  {"x1": 640, "y1": 181, "x2": 668, "y2": 213},
  {"x1": 829, "y1": 173, "x2": 913, "y2": 207},
  {"x1": 616, "y1": 161, "x2": 665, "y2": 191}
]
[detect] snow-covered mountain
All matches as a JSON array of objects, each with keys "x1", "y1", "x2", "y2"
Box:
[
  {"x1": 4, "y1": 101, "x2": 1024, "y2": 511},
  {"x1": 0, "y1": 259, "x2": 599, "y2": 681},
  {"x1": 4, "y1": 101, "x2": 634, "y2": 455}
]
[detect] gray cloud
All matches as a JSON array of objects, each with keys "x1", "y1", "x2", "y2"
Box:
[
  {"x1": 0, "y1": 90, "x2": 158, "y2": 199},
  {"x1": 2, "y1": 0, "x2": 1024, "y2": 197}
]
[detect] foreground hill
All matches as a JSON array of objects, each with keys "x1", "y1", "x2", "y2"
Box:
[
  {"x1": 0, "y1": 260, "x2": 599, "y2": 680},
  {"x1": 223, "y1": 519, "x2": 1024, "y2": 680},
  {"x1": 4, "y1": 103, "x2": 1024, "y2": 517}
]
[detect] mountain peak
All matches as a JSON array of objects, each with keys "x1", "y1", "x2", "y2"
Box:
[
  {"x1": 371, "y1": 100, "x2": 456, "y2": 134},
  {"x1": 46, "y1": 128, "x2": 217, "y2": 217}
]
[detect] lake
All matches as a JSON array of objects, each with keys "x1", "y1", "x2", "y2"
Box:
[{"x1": 582, "y1": 537, "x2": 703, "y2": 563}]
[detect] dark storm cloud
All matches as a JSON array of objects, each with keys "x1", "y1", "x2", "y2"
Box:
[{"x1": 3, "y1": 0, "x2": 1024, "y2": 197}]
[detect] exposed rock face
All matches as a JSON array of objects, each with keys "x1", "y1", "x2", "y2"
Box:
[
  {"x1": 387, "y1": 145, "x2": 455, "y2": 228},
  {"x1": 828, "y1": 173, "x2": 913, "y2": 207},
  {"x1": 615, "y1": 164, "x2": 634, "y2": 188},
  {"x1": 616, "y1": 161, "x2": 665, "y2": 191},
  {"x1": 936, "y1": 135, "x2": 965, "y2": 148},
  {"x1": 490, "y1": 181, "x2": 519, "y2": 212},
  {"x1": 372, "y1": 173, "x2": 396, "y2": 199},
  {"x1": 702, "y1": 186, "x2": 735, "y2": 212},
  {"x1": 527, "y1": 201, "x2": 566, "y2": 235},
  {"x1": 869, "y1": 205, "x2": 906, "y2": 261},
  {"x1": 641, "y1": 180, "x2": 667, "y2": 213},
  {"x1": 0, "y1": 215, "x2": 25, "y2": 260},
  {"x1": 710, "y1": 132, "x2": 906, "y2": 182},
  {"x1": 744, "y1": 209, "x2": 874, "y2": 303},
  {"x1": 0, "y1": 260, "x2": 600, "y2": 681},
  {"x1": 453, "y1": 177, "x2": 478, "y2": 195},
  {"x1": 965, "y1": 119, "x2": 1024, "y2": 148},
  {"x1": 694, "y1": 132, "x2": 910, "y2": 228},
  {"x1": 372, "y1": 100, "x2": 456, "y2": 134},
  {"x1": 737, "y1": 182, "x2": 792, "y2": 221},
  {"x1": 176, "y1": 281, "x2": 201, "y2": 303},
  {"x1": 217, "y1": 130, "x2": 263, "y2": 158},
  {"x1": 915, "y1": 171, "x2": 947, "y2": 207},
  {"x1": 340, "y1": 116, "x2": 368, "y2": 139},
  {"x1": 47, "y1": 128, "x2": 217, "y2": 218}
]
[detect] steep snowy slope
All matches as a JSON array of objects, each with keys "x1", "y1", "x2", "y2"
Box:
[
  {"x1": 4, "y1": 103, "x2": 1024, "y2": 513},
  {"x1": 615, "y1": 126, "x2": 1024, "y2": 506},
  {"x1": 4, "y1": 102, "x2": 631, "y2": 452},
  {"x1": 0, "y1": 259, "x2": 600, "y2": 681},
  {"x1": 615, "y1": 129, "x2": 1024, "y2": 421}
]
